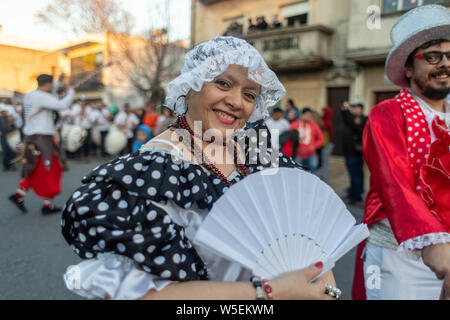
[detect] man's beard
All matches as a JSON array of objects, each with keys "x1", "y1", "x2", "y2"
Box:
[{"x1": 413, "y1": 72, "x2": 450, "y2": 100}]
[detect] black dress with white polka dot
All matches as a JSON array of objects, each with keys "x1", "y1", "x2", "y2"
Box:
[{"x1": 61, "y1": 123, "x2": 303, "y2": 282}]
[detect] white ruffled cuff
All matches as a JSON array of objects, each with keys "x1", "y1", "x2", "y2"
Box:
[
  {"x1": 63, "y1": 252, "x2": 174, "y2": 300},
  {"x1": 397, "y1": 232, "x2": 450, "y2": 260}
]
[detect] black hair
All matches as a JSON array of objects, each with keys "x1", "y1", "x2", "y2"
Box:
[
  {"x1": 37, "y1": 74, "x2": 53, "y2": 86},
  {"x1": 271, "y1": 107, "x2": 283, "y2": 114},
  {"x1": 351, "y1": 103, "x2": 364, "y2": 109},
  {"x1": 57, "y1": 86, "x2": 66, "y2": 95},
  {"x1": 302, "y1": 107, "x2": 313, "y2": 114},
  {"x1": 404, "y1": 39, "x2": 450, "y2": 83},
  {"x1": 405, "y1": 39, "x2": 449, "y2": 67}
]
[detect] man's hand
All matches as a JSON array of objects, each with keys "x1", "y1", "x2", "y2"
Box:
[
  {"x1": 341, "y1": 101, "x2": 350, "y2": 111},
  {"x1": 422, "y1": 243, "x2": 450, "y2": 299},
  {"x1": 58, "y1": 73, "x2": 66, "y2": 82}
]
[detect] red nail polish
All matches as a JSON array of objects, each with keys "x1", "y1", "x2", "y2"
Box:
[{"x1": 315, "y1": 262, "x2": 323, "y2": 269}]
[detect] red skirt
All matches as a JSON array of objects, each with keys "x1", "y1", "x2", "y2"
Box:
[{"x1": 18, "y1": 153, "x2": 62, "y2": 199}]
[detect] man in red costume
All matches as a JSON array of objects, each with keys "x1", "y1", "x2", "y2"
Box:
[
  {"x1": 352, "y1": 4, "x2": 450, "y2": 300},
  {"x1": 8, "y1": 74, "x2": 75, "y2": 214}
]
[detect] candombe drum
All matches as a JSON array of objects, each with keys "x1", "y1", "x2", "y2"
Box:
[
  {"x1": 105, "y1": 125, "x2": 127, "y2": 155},
  {"x1": 91, "y1": 126, "x2": 102, "y2": 147},
  {"x1": 66, "y1": 125, "x2": 87, "y2": 152},
  {"x1": 6, "y1": 129, "x2": 22, "y2": 152}
]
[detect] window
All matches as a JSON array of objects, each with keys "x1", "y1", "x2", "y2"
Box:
[
  {"x1": 382, "y1": 0, "x2": 440, "y2": 14},
  {"x1": 71, "y1": 52, "x2": 104, "y2": 91},
  {"x1": 422, "y1": 0, "x2": 441, "y2": 5},
  {"x1": 281, "y1": 1, "x2": 309, "y2": 27}
]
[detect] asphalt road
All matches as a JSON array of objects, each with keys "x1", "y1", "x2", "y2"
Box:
[{"x1": 0, "y1": 155, "x2": 364, "y2": 300}]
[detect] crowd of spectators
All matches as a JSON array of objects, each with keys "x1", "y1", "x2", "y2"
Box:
[
  {"x1": 0, "y1": 94, "x2": 177, "y2": 169},
  {"x1": 2, "y1": 90, "x2": 368, "y2": 206},
  {"x1": 264, "y1": 98, "x2": 368, "y2": 205},
  {"x1": 223, "y1": 14, "x2": 283, "y2": 37}
]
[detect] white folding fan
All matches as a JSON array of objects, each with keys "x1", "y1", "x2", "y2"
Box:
[{"x1": 194, "y1": 167, "x2": 369, "y2": 280}]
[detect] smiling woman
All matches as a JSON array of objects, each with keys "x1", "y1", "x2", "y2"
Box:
[
  {"x1": 61, "y1": 36, "x2": 338, "y2": 300},
  {"x1": 184, "y1": 64, "x2": 260, "y2": 139}
]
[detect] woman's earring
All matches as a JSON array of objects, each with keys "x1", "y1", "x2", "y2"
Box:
[{"x1": 174, "y1": 95, "x2": 187, "y2": 112}]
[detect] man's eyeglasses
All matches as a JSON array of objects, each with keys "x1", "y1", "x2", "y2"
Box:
[{"x1": 413, "y1": 51, "x2": 450, "y2": 65}]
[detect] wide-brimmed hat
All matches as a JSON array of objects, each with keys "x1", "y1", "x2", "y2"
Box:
[{"x1": 386, "y1": 5, "x2": 450, "y2": 88}]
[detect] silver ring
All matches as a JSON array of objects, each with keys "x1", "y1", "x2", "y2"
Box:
[{"x1": 325, "y1": 284, "x2": 341, "y2": 299}]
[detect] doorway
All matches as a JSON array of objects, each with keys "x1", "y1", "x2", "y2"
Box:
[
  {"x1": 374, "y1": 91, "x2": 399, "y2": 105},
  {"x1": 327, "y1": 87, "x2": 349, "y2": 156}
]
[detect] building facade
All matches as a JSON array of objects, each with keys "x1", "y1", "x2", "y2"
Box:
[
  {"x1": 191, "y1": 0, "x2": 449, "y2": 154},
  {"x1": 0, "y1": 31, "x2": 187, "y2": 109},
  {"x1": 0, "y1": 31, "x2": 60, "y2": 98}
]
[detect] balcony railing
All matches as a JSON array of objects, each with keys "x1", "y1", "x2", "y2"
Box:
[{"x1": 242, "y1": 25, "x2": 334, "y2": 72}]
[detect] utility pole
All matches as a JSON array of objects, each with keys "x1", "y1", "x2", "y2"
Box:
[{"x1": 190, "y1": 0, "x2": 197, "y2": 48}]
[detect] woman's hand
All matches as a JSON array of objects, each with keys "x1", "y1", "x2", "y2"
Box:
[
  {"x1": 270, "y1": 263, "x2": 337, "y2": 300},
  {"x1": 138, "y1": 263, "x2": 338, "y2": 300}
]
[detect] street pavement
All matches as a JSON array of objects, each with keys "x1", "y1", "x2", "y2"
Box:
[{"x1": 0, "y1": 155, "x2": 365, "y2": 300}]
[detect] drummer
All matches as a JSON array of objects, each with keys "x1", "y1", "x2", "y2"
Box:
[
  {"x1": 12, "y1": 100, "x2": 24, "y2": 140},
  {"x1": 8, "y1": 74, "x2": 75, "y2": 214},
  {"x1": 57, "y1": 104, "x2": 76, "y2": 158},
  {"x1": 72, "y1": 97, "x2": 94, "y2": 161},
  {"x1": 90, "y1": 102, "x2": 111, "y2": 157},
  {"x1": 114, "y1": 103, "x2": 139, "y2": 155}
]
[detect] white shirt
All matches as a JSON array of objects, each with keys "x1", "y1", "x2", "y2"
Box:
[
  {"x1": 58, "y1": 108, "x2": 74, "y2": 128},
  {"x1": 23, "y1": 89, "x2": 74, "y2": 136},
  {"x1": 90, "y1": 108, "x2": 110, "y2": 131},
  {"x1": 410, "y1": 91, "x2": 450, "y2": 142},
  {"x1": 12, "y1": 109, "x2": 23, "y2": 129},
  {"x1": 265, "y1": 117, "x2": 289, "y2": 149},
  {"x1": 72, "y1": 105, "x2": 94, "y2": 129},
  {"x1": 114, "y1": 111, "x2": 139, "y2": 138},
  {"x1": 102, "y1": 108, "x2": 112, "y2": 125},
  {"x1": 0, "y1": 104, "x2": 22, "y2": 129}
]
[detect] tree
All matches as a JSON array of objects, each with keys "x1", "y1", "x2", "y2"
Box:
[{"x1": 36, "y1": 0, "x2": 186, "y2": 106}]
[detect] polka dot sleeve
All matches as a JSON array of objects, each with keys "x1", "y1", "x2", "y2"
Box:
[{"x1": 62, "y1": 152, "x2": 212, "y2": 282}]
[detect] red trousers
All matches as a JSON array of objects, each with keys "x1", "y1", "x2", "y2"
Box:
[{"x1": 19, "y1": 153, "x2": 62, "y2": 199}]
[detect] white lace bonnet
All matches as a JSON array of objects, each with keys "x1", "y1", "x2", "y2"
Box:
[{"x1": 165, "y1": 36, "x2": 286, "y2": 123}]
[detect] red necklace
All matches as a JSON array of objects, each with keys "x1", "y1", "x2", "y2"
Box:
[{"x1": 178, "y1": 115, "x2": 248, "y2": 187}]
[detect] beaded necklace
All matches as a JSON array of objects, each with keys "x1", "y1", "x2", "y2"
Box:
[{"x1": 178, "y1": 115, "x2": 248, "y2": 186}]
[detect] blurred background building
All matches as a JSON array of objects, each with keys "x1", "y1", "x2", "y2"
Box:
[
  {"x1": 0, "y1": 27, "x2": 188, "y2": 109},
  {"x1": 1, "y1": 0, "x2": 449, "y2": 153},
  {"x1": 0, "y1": 24, "x2": 60, "y2": 99},
  {"x1": 55, "y1": 33, "x2": 188, "y2": 108},
  {"x1": 191, "y1": 0, "x2": 450, "y2": 154}
]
